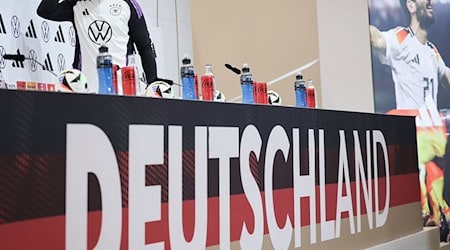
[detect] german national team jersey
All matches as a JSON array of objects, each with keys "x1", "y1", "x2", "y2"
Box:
[
  {"x1": 37, "y1": 0, "x2": 157, "y2": 93},
  {"x1": 379, "y1": 26, "x2": 446, "y2": 109}
]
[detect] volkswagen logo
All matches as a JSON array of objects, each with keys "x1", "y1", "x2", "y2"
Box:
[
  {"x1": 28, "y1": 50, "x2": 38, "y2": 72},
  {"x1": 0, "y1": 46, "x2": 5, "y2": 69},
  {"x1": 41, "y1": 21, "x2": 50, "y2": 43},
  {"x1": 88, "y1": 20, "x2": 112, "y2": 45},
  {"x1": 11, "y1": 15, "x2": 20, "y2": 38},
  {"x1": 69, "y1": 26, "x2": 76, "y2": 47},
  {"x1": 57, "y1": 54, "x2": 65, "y2": 72}
]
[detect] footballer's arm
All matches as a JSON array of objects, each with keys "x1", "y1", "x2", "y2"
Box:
[
  {"x1": 369, "y1": 25, "x2": 387, "y2": 57},
  {"x1": 37, "y1": 0, "x2": 74, "y2": 22}
]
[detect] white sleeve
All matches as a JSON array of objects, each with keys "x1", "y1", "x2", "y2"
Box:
[{"x1": 378, "y1": 29, "x2": 399, "y2": 67}]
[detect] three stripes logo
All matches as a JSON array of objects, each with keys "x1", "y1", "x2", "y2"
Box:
[
  {"x1": 0, "y1": 14, "x2": 6, "y2": 34},
  {"x1": 82, "y1": 9, "x2": 90, "y2": 16},
  {"x1": 11, "y1": 49, "x2": 24, "y2": 68},
  {"x1": 54, "y1": 25, "x2": 65, "y2": 43},
  {"x1": 25, "y1": 20, "x2": 37, "y2": 38},
  {"x1": 42, "y1": 53, "x2": 54, "y2": 72}
]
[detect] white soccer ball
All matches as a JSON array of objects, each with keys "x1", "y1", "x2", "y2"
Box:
[
  {"x1": 267, "y1": 90, "x2": 282, "y2": 105},
  {"x1": 57, "y1": 69, "x2": 89, "y2": 93},
  {"x1": 145, "y1": 81, "x2": 174, "y2": 98},
  {"x1": 214, "y1": 89, "x2": 226, "y2": 102}
]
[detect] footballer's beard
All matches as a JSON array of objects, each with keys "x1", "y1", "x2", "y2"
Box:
[{"x1": 417, "y1": 9, "x2": 435, "y2": 29}]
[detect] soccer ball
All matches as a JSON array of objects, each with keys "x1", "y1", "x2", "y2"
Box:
[
  {"x1": 214, "y1": 89, "x2": 226, "y2": 102},
  {"x1": 145, "y1": 81, "x2": 174, "y2": 98},
  {"x1": 57, "y1": 69, "x2": 89, "y2": 93},
  {"x1": 267, "y1": 90, "x2": 282, "y2": 105}
]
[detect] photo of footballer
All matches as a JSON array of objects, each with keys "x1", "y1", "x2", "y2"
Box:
[{"x1": 368, "y1": 0, "x2": 450, "y2": 239}]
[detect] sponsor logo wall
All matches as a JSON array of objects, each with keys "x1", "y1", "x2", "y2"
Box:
[
  {"x1": 0, "y1": 2, "x2": 74, "y2": 90},
  {"x1": 0, "y1": 0, "x2": 193, "y2": 92}
]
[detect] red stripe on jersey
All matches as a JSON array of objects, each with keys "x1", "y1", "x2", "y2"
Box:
[{"x1": 396, "y1": 29, "x2": 408, "y2": 45}]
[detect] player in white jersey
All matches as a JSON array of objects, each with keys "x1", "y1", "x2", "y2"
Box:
[
  {"x1": 376, "y1": 26, "x2": 445, "y2": 109},
  {"x1": 370, "y1": 0, "x2": 450, "y2": 228},
  {"x1": 37, "y1": 0, "x2": 158, "y2": 93}
]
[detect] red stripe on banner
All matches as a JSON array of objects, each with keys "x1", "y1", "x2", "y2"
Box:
[{"x1": 0, "y1": 173, "x2": 419, "y2": 249}]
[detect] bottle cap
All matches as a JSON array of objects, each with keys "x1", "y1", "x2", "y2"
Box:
[
  {"x1": 308, "y1": 79, "x2": 314, "y2": 87},
  {"x1": 182, "y1": 54, "x2": 191, "y2": 65},
  {"x1": 99, "y1": 45, "x2": 108, "y2": 53},
  {"x1": 242, "y1": 63, "x2": 250, "y2": 73},
  {"x1": 295, "y1": 72, "x2": 303, "y2": 80}
]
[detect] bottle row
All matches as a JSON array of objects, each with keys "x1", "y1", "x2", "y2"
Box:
[{"x1": 180, "y1": 54, "x2": 317, "y2": 108}]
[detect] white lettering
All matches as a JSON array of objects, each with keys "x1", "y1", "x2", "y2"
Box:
[
  {"x1": 318, "y1": 129, "x2": 335, "y2": 241},
  {"x1": 239, "y1": 125, "x2": 264, "y2": 249},
  {"x1": 373, "y1": 130, "x2": 390, "y2": 227},
  {"x1": 169, "y1": 126, "x2": 208, "y2": 249},
  {"x1": 209, "y1": 127, "x2": 240, "y2": 250},
  {"x1": 66, "y1": 124, "x2": 122, "y2": 250},
  {"x1": 335, "y1": 130, "x2": 355, "y2": 238},
  {"x1": 129, "y1": 125, "x2": 164, "y2": 250},
  {"x1": 354, "y1": 130, "x2": 373, "y2": 232},
  {"x1": 265, "y1": 125, "x2": 292, "y2": 249},
  {"x1": 294, "y1": 129, "x2": 317, "y2": 247}
]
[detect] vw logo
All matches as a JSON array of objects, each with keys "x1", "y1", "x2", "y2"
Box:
[
  {"x1": 11, "y1": 15, "x2": 20, "y2": 38},
  {"x1": 57, "y1": 54, "x2": 65, "y2": 72},
  {"x1": 69, "y1": 26, "x2": 76, "y2": 47},
  {"x1": 88, "y1": 20, "x2": 112, "y2": 45},
  {"x1": 0, "y1": 46, "x2": 5, "y2": 69},
  {"x1": 41, "y1": 21, "x2": 50, "y2": 43},
  {"x1": 28, "y1": 50, "x2": 37, "y2": 72}
]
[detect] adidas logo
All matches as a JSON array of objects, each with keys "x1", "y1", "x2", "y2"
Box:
[
  {"x1": 83, "y1": 9, "x2": 90, "y2": 16},
  {"x1": 54, "y1": 25, "x2": 65, "y2": 43},
  {"x1": 0, "y1": 14, "x2": 6, "y2": 34},
  {"x1": 42, "y1": 53, "x2": 54, "y2": 72},
  {"x1": 11, "y1": 49, "x2": 24, "y2": 68},
  {"x1": 25, "y1": 20, "x2": 37, "y2": 38}
]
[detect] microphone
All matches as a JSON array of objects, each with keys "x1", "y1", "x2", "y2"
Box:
[
  {"x1": 225, "y1": 63, "x2": 241, "y2": 75},
  {"x1": 3, "y1": 54, "x2": 25, "y2": 61},
  {"x1": 2, "y1": 53, "x2": 57, "y2": 77}
]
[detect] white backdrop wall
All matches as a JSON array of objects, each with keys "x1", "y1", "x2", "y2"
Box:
[{"x1": 0, "y1": 0, "x2": 192, "y2": 91}]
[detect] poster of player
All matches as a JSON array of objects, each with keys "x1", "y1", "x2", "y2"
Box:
[{"x1": 368, "y1": 0, "x2": 450, "y2": 236}]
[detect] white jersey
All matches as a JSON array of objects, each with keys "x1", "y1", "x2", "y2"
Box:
[
  {"x1": 379, "y1": 27, "x2": 446, "y2": 109},
  {"x1": 73, "y1": 0, "x2": 131, "y2": 92},
  {"x1": 37, "y1": 0, "x2": 157, "y2": 93}
]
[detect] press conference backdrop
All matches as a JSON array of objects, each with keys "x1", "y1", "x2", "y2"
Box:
[{"x1": 0, "y1": 0, "x2": 192, "y2": 90}]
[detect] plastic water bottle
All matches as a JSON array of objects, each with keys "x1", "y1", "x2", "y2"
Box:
[
  {"x1": 181, "y1": 54, "x2": 196, "y2": 100},
  {"x1": 96, "y1": 45, "x2": 114, "y2": 94},
  {"x1": 240, "y1": 63, "x2": 254, "y2": 104},
  {"x1": 294, "y1": 72, "x2": 307, "y2": 107},
  {"x1": 306, "y1": 79, "x2": 317, "y2": 108},
  {"x1": 201, "y1": 64, "x2": 215, "y2": 101}
]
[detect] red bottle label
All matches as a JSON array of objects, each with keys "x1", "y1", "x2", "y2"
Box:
[
  {"x1": 254, "y1": 82, "x2": 268, "y2": 104},
  {"x1": 306, "y1": 87, "x2": 316, "y2": 108},
  {"x1": 201, "y1": 75, "x2": 214, "y2": 101},
  {"x1": 121, "y1": 66, "x2": 136, "y2": 96}
]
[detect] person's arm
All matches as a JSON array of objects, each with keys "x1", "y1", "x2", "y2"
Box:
[
  {"x1": 441, "y1": 67, "x2": 450, "y2": 88},
  {"x1": 127, "y1": 0, "x2": 158, "y2": 84},
  {"x1": 37, "y1": 0, "x2": 75, "y2": 22},
  {"x1": 369, "y1": 25, "x2": 387, "y2": 57}
]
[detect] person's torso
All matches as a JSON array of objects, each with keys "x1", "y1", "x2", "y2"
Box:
[
  {"x1": 386, "y1": 27, "x2": 440, "y2": 109},
  {"x1": 73, "y1": 0, "x2": 132, "y2": 93}
]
